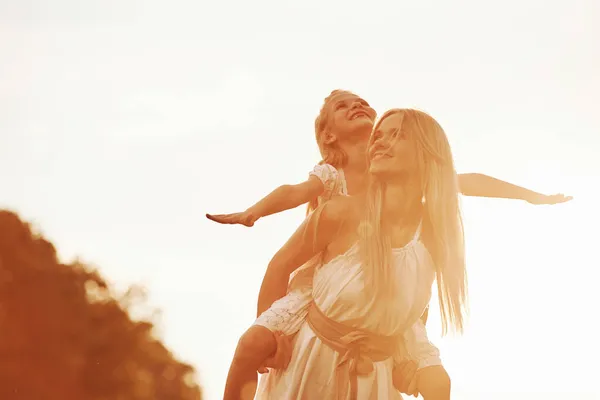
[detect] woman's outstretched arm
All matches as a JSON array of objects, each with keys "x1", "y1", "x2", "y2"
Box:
[
  {"x1": 457, "y1": 173, "x2": 572, "y2": 204},
  {"x1": 257, "y1": 197, "x2": 351, "y2": 316},
  {"x1": 207, "y1": 176, "x2": 324, "y2": 227}
]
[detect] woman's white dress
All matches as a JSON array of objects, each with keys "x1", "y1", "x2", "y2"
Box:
[{"x1": 255, "y1": 230, "x2": 442, "y2": 399}]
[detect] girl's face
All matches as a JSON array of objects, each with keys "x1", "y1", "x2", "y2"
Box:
[
  {"x1": 326, "y1": 93, "x2": 376, "y2": 143},
  {"x1": 368, "y1": 111, "x2": 419, "y2": 179}
]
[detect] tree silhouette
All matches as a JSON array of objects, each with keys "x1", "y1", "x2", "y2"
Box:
[{"x1": 0, "y1": 210, "x2": 202, "y2": 400}]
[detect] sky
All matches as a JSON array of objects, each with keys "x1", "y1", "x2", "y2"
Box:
[{"x1": 1, "y1": 1, "x2": 599, "y2": 399}]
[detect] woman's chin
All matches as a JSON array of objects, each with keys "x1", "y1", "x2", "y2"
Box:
[{"x1": 368, "y1": 164, "x2": 386, "y2": 177}]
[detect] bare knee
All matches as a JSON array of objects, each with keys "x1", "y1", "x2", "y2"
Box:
[
  {"x1": 233, "y1": 326, "x2": 277, "y2": 366},
  {"x1": 418, "y1": 365, "x2": 451, "y2": 400},
  {"x1": 434, "y1": 371, "x2": 451, "y2": 394}
]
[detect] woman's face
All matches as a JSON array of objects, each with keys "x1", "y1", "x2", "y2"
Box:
[
  {"x1": 326, "y1": 93, "x2": 376, "y2": 142},
  {"x1": 368, "y1": 111, "x2": 418, "y2": 179}
]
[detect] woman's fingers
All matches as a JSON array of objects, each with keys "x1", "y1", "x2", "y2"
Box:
[
  {"x1": 278, "y1": 334, "x2": 292, "y2": 369},
  {"x1": 393, "y1": 360, "x2": 418, "y2": 394},
  {"x1": 401, "y1": 360, "x2": 417, "y2": 377},
  {"x1": 259, "y1": 332, "x2": 283, "y2": 371},
  {"x1": 549, "y1": 194, "x2": 573, "y2": 204},
  {"x1": 259, "y1": 332, "x2": 293, "y2": 372},
  {"x1": 529, "y1": 193, "x2": 573, "y2": 205},
  {"x1": 399, "y1": 361, "x2": 418, "y2": 397},
  {"x1": 271, "y1": 332, "x2": 291, "y2": 369},
  {"x1": 407, "y1": 373, "x2": 419, "y2": 397}
]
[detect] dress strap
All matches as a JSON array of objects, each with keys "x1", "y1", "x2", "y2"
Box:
[
  {"x1": 338, "y1": 169, "x2": 348, "y2": 196},
  {"x1": 411, "y1": 220, "x2": 423, "y2": 243}
]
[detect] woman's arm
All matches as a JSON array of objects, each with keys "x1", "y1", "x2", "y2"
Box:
[
  {"x1": 399, "y1": 320, "x2": 449, "y2": 400},
  {"x1": 457, "y1": 173, "x2": 572, "y2": 204},
  {"x1": 257, "y1": 198, "x2": 350, "y2": 316},
  {"x1": 206, "y1": 176, "x2": 324, "y2": 227}
]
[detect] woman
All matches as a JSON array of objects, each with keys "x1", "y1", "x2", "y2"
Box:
[
  {"x1": 220, "y1": 90, "x2": 569, "y2": 399},
  {"x1": 240, "y1": 108, "x2": 465, "y2": 399}
]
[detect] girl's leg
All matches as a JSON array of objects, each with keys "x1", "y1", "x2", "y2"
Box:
[
  {"x1": 223, "y1": 325, "x2": 277, "y2": 400},
  {"x1": 417, "y1": 365, "x2": 451, "y2": 400}
]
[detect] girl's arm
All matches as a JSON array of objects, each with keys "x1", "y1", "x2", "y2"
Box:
[
  {"x1": 457, "y1": 173, "x2": 572, "y2": 204},
  {"x1": 206, "y1": 176, "x2": 324, "y2": 227},
  {"x1": 257, "y1": 197, "x2": 350, "y2": 316}
]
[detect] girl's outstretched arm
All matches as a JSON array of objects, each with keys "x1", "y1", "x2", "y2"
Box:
[
  {"x1": 206, "y1": 176, "x2": 324, "y2": 227},
  {"x1": 457, "y1": 173, "x2": 572, "y2": 204}
]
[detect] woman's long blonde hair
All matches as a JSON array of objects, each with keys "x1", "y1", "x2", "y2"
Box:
[{"x1": 359, "y1": 108, "x2": 468, "y2": 334}]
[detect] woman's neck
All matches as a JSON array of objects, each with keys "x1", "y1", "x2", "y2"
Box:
[{"x1": 381, "y1": 178, "x2": 423, "y2": 224}]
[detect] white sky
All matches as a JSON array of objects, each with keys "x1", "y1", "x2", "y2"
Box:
[{"x1": 1, "y1": 1, "x2": 599, "y2": 399}]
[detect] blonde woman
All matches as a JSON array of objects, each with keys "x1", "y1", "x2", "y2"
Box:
[
  {"x1": 226, "y1": 108, "x2": 467, "y2": 399},
  {"x1": 219, "y1": 91, "x2": 571, "y2": 400}
]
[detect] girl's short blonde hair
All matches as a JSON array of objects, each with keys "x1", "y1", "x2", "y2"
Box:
[{"x1": 313, "y1": 90, "x2": 356, "y2": 168}]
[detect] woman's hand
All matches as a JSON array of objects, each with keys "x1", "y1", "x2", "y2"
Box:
[
  {"x1": 206, "y1": 210, "x2": 258, "y2": 227},
  {"x1": 526, "y1": 193, "x2": 573, "y2": 205},
  {"x1": 393, "y1": 360, "x2": 419, "y2": 397},
  {"x1": 257, "y1": 332, "x2": 293, "y2": 374}
]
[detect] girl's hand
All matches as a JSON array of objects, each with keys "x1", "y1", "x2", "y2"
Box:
[
  {"x1": 527, "y1": 193, "x2": 573, "y2": 205},
  {"x1": 206, "y1": 210, "x2": 258, "y2": 227},
  {"x1": 257, "y1": 332, "x2": 292, "y2": 374}
]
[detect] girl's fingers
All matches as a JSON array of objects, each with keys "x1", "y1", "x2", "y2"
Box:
[{"x1": 206, "y1": 213, "x2": 238, "y2": 224}]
